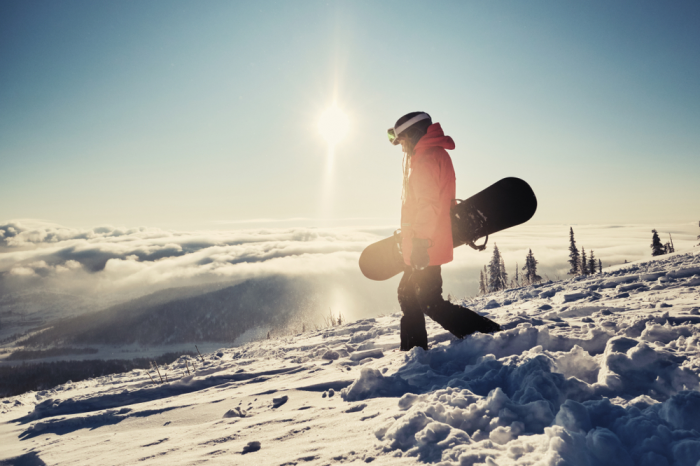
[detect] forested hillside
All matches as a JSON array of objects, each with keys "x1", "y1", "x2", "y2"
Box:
[{"x1": 21, "y1": 276, "x2": 319, "y2": 347}]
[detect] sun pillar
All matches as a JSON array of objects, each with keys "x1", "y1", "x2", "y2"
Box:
[{"x1": 317, "y1": 105, "x2": 349, "y2": 224}]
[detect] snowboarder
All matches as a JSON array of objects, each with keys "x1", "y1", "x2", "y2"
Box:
[{"x1": 387, "y1": 112, "x2": 500, "y2": 351}]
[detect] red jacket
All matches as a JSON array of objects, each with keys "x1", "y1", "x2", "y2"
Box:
[{"x1": 401, "y1": 123, "x2": 456, "y2": 266}]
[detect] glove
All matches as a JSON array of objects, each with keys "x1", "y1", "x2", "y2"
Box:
[{"x1": 410, "y1": 238, "x2": 431, "y2": 270}]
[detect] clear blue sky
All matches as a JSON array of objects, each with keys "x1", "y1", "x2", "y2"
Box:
[{"x1": 1, "y1": 1, "x2": 699, "y2": 229}]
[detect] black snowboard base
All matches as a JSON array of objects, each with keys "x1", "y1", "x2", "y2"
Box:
[{"x1": 359, "y1": 177, "x2": 537, "y2": 281}]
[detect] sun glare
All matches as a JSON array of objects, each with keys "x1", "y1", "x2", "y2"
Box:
[{"x1": 318, "y1": 106, "x2": 349, "y2": 146}]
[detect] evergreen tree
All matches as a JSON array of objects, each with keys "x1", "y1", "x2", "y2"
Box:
[
  {"x1": 588, "y1": 250, "x2": 596, "y2": 274},
  {"x1": 522, "y1": 249, "x2": 541, "y2": 285},
  {"x1": 697, "y1": 221, "x2": 700, "y2": 246},
  {"x1": 580, "y1": 247, "x2": 588, "y2": 276},
  {"x1": 488, "y1": 246, "x2": 499, "y2": 292},
  {"x1": 532, "y1": 250, "x2": 542, "y2": 284},
  {"x1": 598, "y1": 258, "x2": 603, "y2": 273},
  {"x1": 483, "y1": 265, "x2": 489, "y2": 293},
  {"x1": 478, "y1": 270, "x2": 487, "y2": 295},
  {"x1": 500, "y1": 256, "x2": 509, "y2": 289},
  {"x1": 512, "y1": 263, "x2": 520, "y2": 288},
  {"x1": 651, "y1": 229, "x2": 665, "y2": 256},
  {"x1": 488, "y1": 244, "x2": 507, "y2": 292},
  {"x1": 568, "y1": 227, "x2": 580, "y2": 276}
]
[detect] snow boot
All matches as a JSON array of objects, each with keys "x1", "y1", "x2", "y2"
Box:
[
  {"x1": 400, "y1": 315, "x2": 428, "y2": 351},
  {"x1": 426, "y1": 305, "x2": 500, "y2": 339}
]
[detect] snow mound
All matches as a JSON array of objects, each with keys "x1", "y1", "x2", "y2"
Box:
[{"x1": 357, "y1": 252, "x2": 700, "y2": 464}]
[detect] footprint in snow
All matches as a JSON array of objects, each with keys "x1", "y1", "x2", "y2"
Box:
[
  {"x1": 242, "y1": 441, "x2": 261, "y2": 454},
  {"x1": 344, "y1": 403, "x2": 367, "y2": 413},
  {"x1": 223, "y1": 407, "x2": 247, "y2": 418},
  {"x1": 272, "y1": 395, "x2": 288, "y2": 408}
]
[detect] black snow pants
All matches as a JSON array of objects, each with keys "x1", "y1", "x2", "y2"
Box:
[{"x1": 398, "y1": 266, "x2": 499, "y2": 351}]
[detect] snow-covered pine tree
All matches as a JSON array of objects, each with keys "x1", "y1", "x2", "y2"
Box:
[
  {"x1": 697, "y1": 221, "x2": 700, "y2": 246},
  {"x1": 651, "y1": 229, "x2": 665, "y2": 256},
  {"x1": 488, "y1": 244, "x2": 507, "y2": 292},
  {"x1": 580, "y1": 247, "x2": 588, "y2": 276},
  {"x1": 512, "y1": 263, "x2": 520, "y2": 289},
  {"x1": 588, "y1": 250, "x2": 596, "y2": 274},
  {"x1": 598, "y1": 258, "x2": 602, "y2": 273},
  {"x1": 568, "y1": 227, "x2": 580, "y2": 276},
  {"x1": 500, "y1": 256, "x2": 509, "y2": 289},
  {"x1": 522, "y1": 249, "x2": 542, "y2": 285},
  {"x1": 478, "y1": 270, "x2": 487, "y2": 295},
  {"x1": 488, "y1": 247, "x2": 500, "y2": 292}
]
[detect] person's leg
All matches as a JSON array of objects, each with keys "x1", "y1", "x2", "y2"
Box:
[
  {"x1": 415, "y1": 266, "x2": 500, "y2": 338},
  {"x1": 397, "y1": 268, "x2": 428, "y2": 350}
]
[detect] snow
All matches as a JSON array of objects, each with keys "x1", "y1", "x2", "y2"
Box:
[
  {"x1": 1, "y1": 250, "x2": 699, "y2": 465},
  {"x1": 232, "y1": 326, "x2": 270, "y2": 346}
]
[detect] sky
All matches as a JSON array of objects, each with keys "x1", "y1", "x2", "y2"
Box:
[{"x1": 1, "y1": 0, "x2": 699, "y2": 230}]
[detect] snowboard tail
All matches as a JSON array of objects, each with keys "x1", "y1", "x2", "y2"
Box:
[
  {"x1": 358, "y1": 233, "x2": 404, "y2": 282},
  {"x1": 359, "y1": 177, "x2": 537, "y2": 281}
]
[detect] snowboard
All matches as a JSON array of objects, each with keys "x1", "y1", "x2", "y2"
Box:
[{"x1": 359, "y1": 177, "x2": 537, "y2": 281}]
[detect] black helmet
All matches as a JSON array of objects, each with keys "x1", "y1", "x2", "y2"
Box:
[{"x1": 387, "y1": 112, "x2": 432, "y2": 145}]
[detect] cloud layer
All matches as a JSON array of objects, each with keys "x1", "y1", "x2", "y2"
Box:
[
  {"x1": 0, "y1": 220, "x2": 377, "y2": 297},
  {"x1": 1, "y1": 220, "x2": 698, "y2": 318}
]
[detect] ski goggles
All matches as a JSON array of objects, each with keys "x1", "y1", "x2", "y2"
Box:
[{"x1": 387, "y1": 113, "x2": 431, "y2": 145}]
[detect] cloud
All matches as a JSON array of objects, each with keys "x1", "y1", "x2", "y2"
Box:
[
  {"x1": 0, "y1": 221, "x2": 375, "y2": 270},
  {"x1": 0, "y1": 221, "x2": 383, "y2": 315},
  {"x1": 1, "y1": 220, "x2": 698, "y2": 318}
]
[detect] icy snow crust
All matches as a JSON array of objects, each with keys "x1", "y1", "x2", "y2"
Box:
[{"x1": 1, "y1": 251, "x2": 700, "y2": 465}]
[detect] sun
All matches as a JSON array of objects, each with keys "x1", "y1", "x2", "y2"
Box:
[{"x1": 318, "y1": 105, "x2": 349, "y2": 146}]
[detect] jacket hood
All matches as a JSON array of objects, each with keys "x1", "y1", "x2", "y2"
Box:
[{"x1": 414, "y1": 123, "x2": 455, "y2": 152}]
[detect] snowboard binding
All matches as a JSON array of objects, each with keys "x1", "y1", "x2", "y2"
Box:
[{"x1": 452, "y1": 201, "x2": 489, "y2": 251}]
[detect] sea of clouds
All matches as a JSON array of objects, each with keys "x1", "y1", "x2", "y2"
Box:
[{"x1": 1, "y1": 220, "x2": 697, "y2": 320}]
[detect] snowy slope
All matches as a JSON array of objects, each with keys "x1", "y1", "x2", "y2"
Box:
[{"x1": 1, "y1": 249, "x2": 700, "y2": 465}]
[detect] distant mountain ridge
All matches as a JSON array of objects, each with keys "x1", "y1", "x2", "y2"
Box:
[
  {"x1": 0, "y1": 280, "x2": 239, "y2": 343},
  {"x1": 22, "y1": 276, "x2": 319, "y2": 347},
  {"x1": 0, "y1": 290, "x2": 101, "y2": 320}
]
